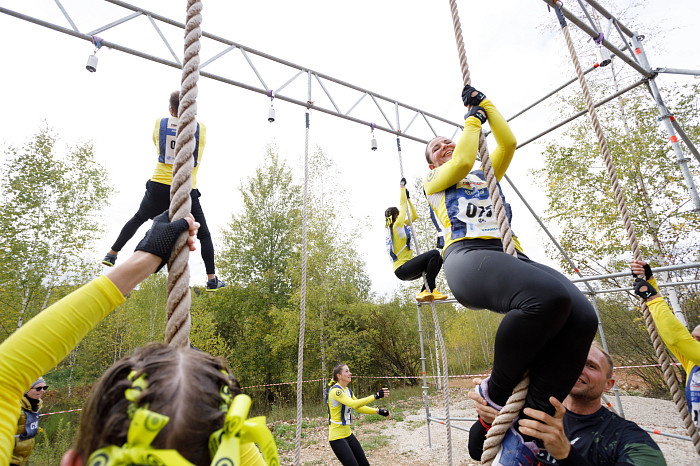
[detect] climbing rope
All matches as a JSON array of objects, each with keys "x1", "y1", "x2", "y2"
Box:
[
  {"x1": 294, "y1": 109, "x2": 311, "y2": 466},
  {"x1": 165, "y1": 0, "x2": 202, "y2": 347},
  {"x1": 552, "y1": 1, "x2": 700, "y2": 455},
  {"x1": 395, "y1": 135, "x2": 454, "y2": 465},
  {"x1": 445, "y1": 1, "x2": 527, "y2": 462}
]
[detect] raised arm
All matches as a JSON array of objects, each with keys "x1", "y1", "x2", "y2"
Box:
[
  {"x1": 479, "y1": 98, "x2": 516, "y2": 181},
  {"x1": 0, "y1": 213, "x2": 197, "y2": 463}
]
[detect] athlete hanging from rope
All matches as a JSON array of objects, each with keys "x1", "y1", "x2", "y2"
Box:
[
  {"x1": 423, "y1": 85, "x2": 598, "y2": 464},
  {"x1": 385, "y1": 178, "x2": 448, "y2": 302}
]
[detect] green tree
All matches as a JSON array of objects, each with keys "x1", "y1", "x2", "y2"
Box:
[
  {"x1": 534, "y1": 83, "x2": 700, "y2": 274},
  {"x1": 0, "y1": 125, "x2": 112, "y2": 340}
]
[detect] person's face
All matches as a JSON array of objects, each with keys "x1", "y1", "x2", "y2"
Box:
[
  {"x1": 570, "y1": 347, "x2": 614, "y2": 401},
  {"x1": 338, "y1": 366, "x2": 352, "y2": 385},
  {"x1": 27, "y1": 383, "x2": 48, "y2": 400},
  {"x1": 427, "y1": 137, "x2": 455, "y2": 169}
]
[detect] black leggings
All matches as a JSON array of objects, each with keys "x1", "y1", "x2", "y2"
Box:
[
  {"x1": 329, "y1": 434, "x2": 369, "y2": 466},
  {"x1": 111, "y1": 180, "x2": 216, "y2": 274},
  {"x1": 444, "y1": 240, "x2": 597, "y2": 416},
  {"x1": 394, "y1": 249, "x2": 443, "y2": 292}
]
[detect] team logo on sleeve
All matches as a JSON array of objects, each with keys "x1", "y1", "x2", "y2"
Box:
[{"x1": 336, "y1": 389, "x2": 342, "y2": 397}]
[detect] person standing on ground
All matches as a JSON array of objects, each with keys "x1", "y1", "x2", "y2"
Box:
[
  {"x1": 10, "y1": 377, "x2": 46, "y2": 466},
  {"x1": 102, "y1": 90, "x2": 225, "y2": 291},
  {"x1": 327, "y1": 364, "x2": 391, "y2": 465}
]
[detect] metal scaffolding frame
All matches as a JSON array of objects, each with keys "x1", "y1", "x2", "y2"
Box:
[{"x1": 2, "y1": 0, "x2": 699, "y2": 455}]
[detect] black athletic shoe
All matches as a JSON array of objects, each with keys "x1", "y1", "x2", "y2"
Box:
[
  {"x1": 206, "y1": 276, "x2": 226, "y2": 292},
  {"x1": 102, "y1": 253, "x2": 117, "y2": 267}
]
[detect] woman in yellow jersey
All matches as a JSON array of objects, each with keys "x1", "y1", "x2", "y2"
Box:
[
  {"x1": 0, "y1": 212, "x2": 275, "y2": 466},
  {"x1": 631, "y1": 260, "x2": 700, "y2": 428},
  {"x1": 423, "y1": 85, "x2": 597, "y2": 463},
  {"x1": 326, "y1": 364, "x2": 390, "y2": 465},
  {"x1": 385, "y1": 178, "x2": 448, "y2": 302}
]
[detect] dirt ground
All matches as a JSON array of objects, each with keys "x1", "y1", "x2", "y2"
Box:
[{"x1": 279, "y1": 375, "x2": 699, "y2": 465}]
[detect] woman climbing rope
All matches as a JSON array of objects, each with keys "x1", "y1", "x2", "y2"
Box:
[
  {"x1": 423, "y1": 85, "x2": 598, "y2": 463},
  {"x1": 0, "y1": 212, "x2": 276, "y2": 466},
  {"x1": 385, "y1": 179, "x2": 448, "y2": 302},
  {"x1": 327, "y1": 364, "x2": 390, "y2": 465}
]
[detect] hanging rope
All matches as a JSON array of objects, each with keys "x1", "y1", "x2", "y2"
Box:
[
  {"x1": 294, "y1": 109, "x2": 311, "y2": 466},
  {"x1": 552, "y1": 1, "x2": 700, "y2": 454},
  {"x1": 396, "y1": 136, "x2": 454, "y2": 465},
  {"x1": 445, "y1": 1, "x2": 528, "y2": 462},
  {"x1": 165, "y1": 0, "x2": 202, "y2": 347}
]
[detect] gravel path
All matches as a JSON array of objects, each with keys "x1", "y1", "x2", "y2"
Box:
[{"x1": 287, "y1": 388, "x2": 699, "y2": 465}]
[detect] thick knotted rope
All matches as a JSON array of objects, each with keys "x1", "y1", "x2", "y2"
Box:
[
  {"x1": 553, "y1": 2, "x2": 700, "y2": 454},
  {"x1": 396, "y1": 137, "x2": 454, "y2": 465},
  {"x1": 165, "y1": 0, "x2": 202, "y2": 347},
  {"x1": 446, "y1": 1, "x2": 528, "y2": 463},
  {"x1": 294, "y1": 110, "x2": 311, "y2": 466}
]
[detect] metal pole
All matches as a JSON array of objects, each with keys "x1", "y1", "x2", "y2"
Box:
[
  {"x1": 654, "y1": 67, "x2": 700, "y2": 77},
  {"x1": 583, "y1": 280, "x2": 700, "y2": 295},
  {"x1": 570, "y1": 262, "x2": 700, "y2": 283},
  {"x1": 631, "y1": 36, "x2": 700, "y2": 212},
  {"x1": 516, "y1": 78, "x2": 647, "y2": 149},
  {"x1": 416, "y1": 303, "x2": 432, "y2": 448}
]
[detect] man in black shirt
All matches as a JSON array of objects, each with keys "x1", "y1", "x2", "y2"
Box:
[{"x1": 469, "y1": 343, "x2": 666, "y2": 465}]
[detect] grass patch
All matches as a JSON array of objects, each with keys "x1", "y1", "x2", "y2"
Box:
[{"x1": 362, "y1": 434, "x2": 391, "y2": 451}]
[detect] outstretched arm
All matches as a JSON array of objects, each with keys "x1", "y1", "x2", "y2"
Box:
[
  {"x1": 0, "y1": 214, "x2": 198, "y2": 463},
  {"x1": 479, "y1": 99, "x2": 516, "y2": 181}
]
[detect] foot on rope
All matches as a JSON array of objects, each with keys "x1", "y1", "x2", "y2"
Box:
[
  {"x1": 416, "y1": 290, "x2": 434, "y2": 302},
  {"x1": 206, "y1": 275, "x2": 226, "y2": 292},
  {"x1": 101, "y1": 253, "x2": 117, "y2": 267},
  {"x1": 493, "y1": 423, "x2": 542, "y2": 466},
  {"x1": 461, "y1": 85, "x2": 486, "y2": 107},
  {"x1": 465, "y1": 105, "x2": 488, "y2": 125},
  {"x1": 431, "y1": 289, "x2": 448, "y2": 301}
]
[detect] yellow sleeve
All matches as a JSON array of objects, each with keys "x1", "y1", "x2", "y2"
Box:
[
  {"x1": 357, "y1": 406, "x2": 377, "y2": 415},
  {"x1": 329, "y1": 389, "x2": 375, "y2": 410},
  {"x1": 480, "y1": 99, "x2": 517, "y2": 181},
  {"x1": 646, "y1": 278, "x2": 700, "y2": 373},
  {"x1": 197, "y1": 121, "x2": 207, "y2": 164},
  {"x1": 153, "y1": 118, "x2": 161, "y2": 150},
  {"x1": 406, "y1": 198, "x2": 418, "y2": 224},
  {"x1": 396, "y1": 187, "x2": 408, "y2": 225},
  {"x1": 0, "y1": 276, "x2": 125, "y2": 463}
]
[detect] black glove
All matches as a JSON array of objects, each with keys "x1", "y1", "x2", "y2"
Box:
[
  {"x1": 135, "y1": 210, "x2": 191, "y2": 272},
  {"x1": 374, "y1": 388, "x2": 385, "y2": 399},
  {"x1": 400, "y1": 177, "x2": 407, "y2": 187},
  {"x1": 634, "y1": 278, "x2": 657, "y2": 300},
  {"x1": 377, "y1": 408, "x2": 390, "y2": 417},
  {"x1": 462, "y1": 85, "x2": 486, "y2": 107},
  {"x1": 465, "y1": 105, "x2": 487, "y2": 125},
  {"x1": 642, "y1": 263, "x2": 653, "y2": 280}
]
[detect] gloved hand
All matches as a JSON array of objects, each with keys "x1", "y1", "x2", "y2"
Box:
[
  {"x1": 135, "y1": 210, "x2": 191, "y2": 272},
  {"x1": 642, "y1": 263, "x2": 653, "y2": 280},
  {"x1": 465, "y1": 105, "x2": 487, "y2": 125},
  {"x1": 377, "y1": 408, "x2": 390, "y2": 417},
  {"x1": 462, "y1": 84, "x2": 486, "y2": 107},
  {"x1": 634, "y1": 278, "x2": 657, "y2": 300},
  {"x1": 374, "y1": 388, "x2": 385, "y2": 399},
  {"x1": 400, "y1": 177, "x2": 407, "y2": 187}
]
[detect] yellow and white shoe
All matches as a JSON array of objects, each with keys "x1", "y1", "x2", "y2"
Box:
[
  {"x1": 431, "y1": 289, "x2": 448, "y2": 301},
  {"x1": 416, "y1": 290, "x2": 434, "y2": 302}
]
